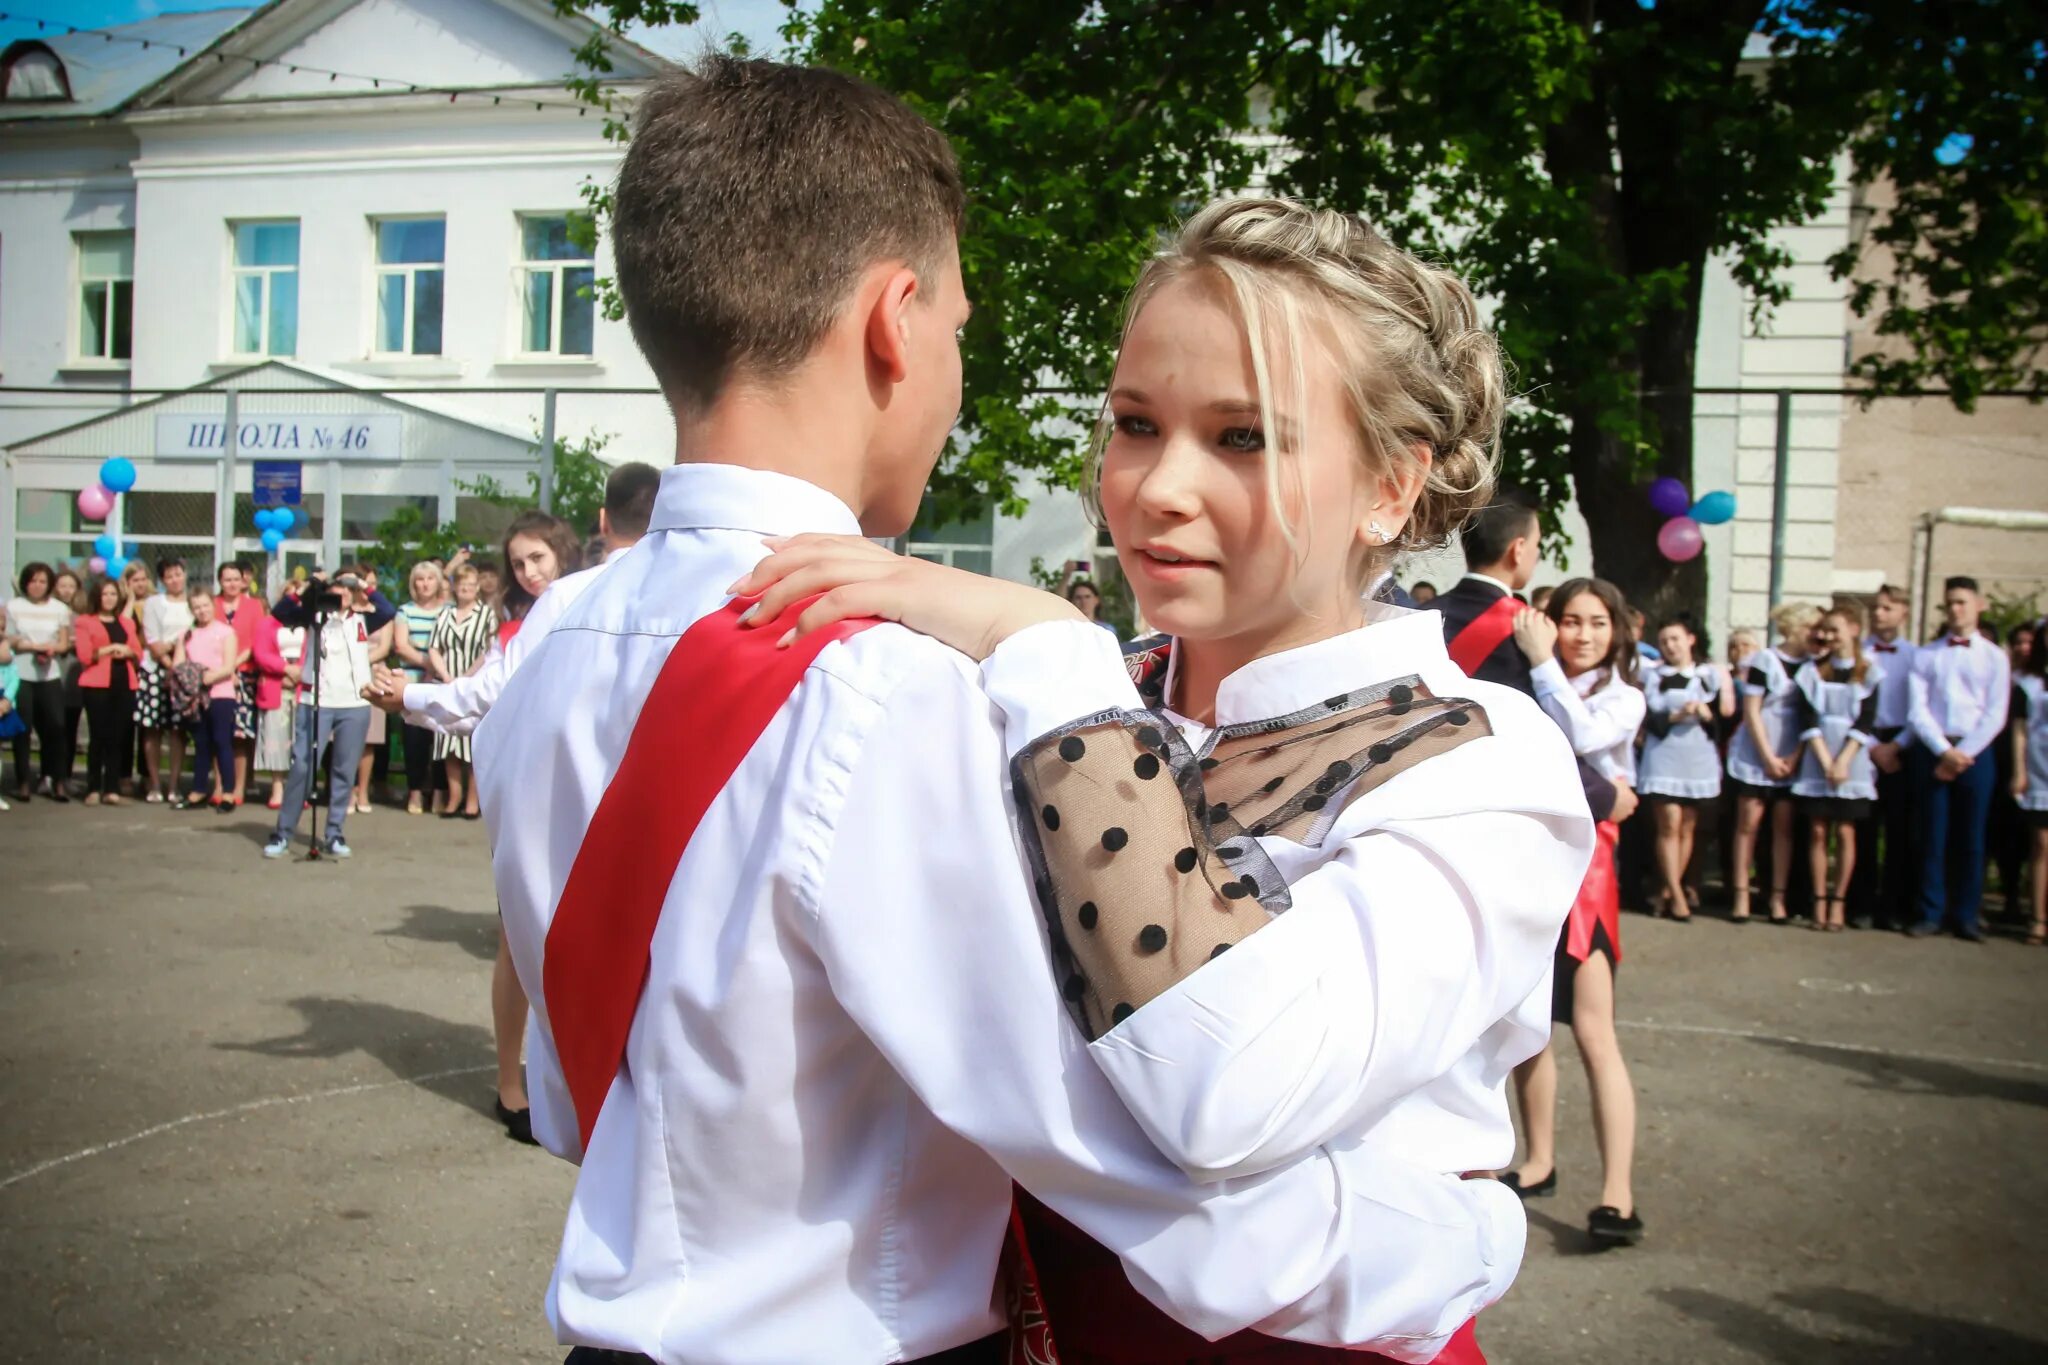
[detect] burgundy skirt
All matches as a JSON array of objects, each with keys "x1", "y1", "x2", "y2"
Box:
[{"x1": 1007, "y1": 1188, "x2": 1485, "y2": 1365}]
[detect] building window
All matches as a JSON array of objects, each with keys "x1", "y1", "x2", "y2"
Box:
[
  {"x1": 373, "y1": 217, "x2": 445, "y2": 356},
  {"x1": 518, "y1": 213, "x2": 594, "y2": 357},
  {"x1": 230, "y1": 220, "x2": 299, "y2": 357},
  {"x1": 76, "y1": 230, "x2": 133, "y2": 361}
]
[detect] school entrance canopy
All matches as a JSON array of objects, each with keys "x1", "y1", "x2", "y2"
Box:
[{"x1": 2, "y1": 361, "x2": 546, "y2": 588}]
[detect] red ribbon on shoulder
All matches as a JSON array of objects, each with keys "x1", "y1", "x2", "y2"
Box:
[{"x1": 543, "y1": 597, "x2": 876, "y2": 1150}]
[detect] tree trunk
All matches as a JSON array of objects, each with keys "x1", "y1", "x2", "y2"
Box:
[{"x1": 1569, "y1": 296, "x2": 1710, "y2": 635}]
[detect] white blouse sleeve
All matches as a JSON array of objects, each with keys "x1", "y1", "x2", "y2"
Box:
[
  {"x1": 1529, "y1": 658, "x2": 1647, "y2": 760},
  {"x1": 816, "y1": 631, "x2": 1526, "y2": 1351},
  {"x1": 982, "y1": 624, "x2": 1593, "y2": 1183}
]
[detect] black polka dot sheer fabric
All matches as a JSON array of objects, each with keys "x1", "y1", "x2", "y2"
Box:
[{"x1": 1013, "y1": 673, "x2": 1492, "y2": 1040}]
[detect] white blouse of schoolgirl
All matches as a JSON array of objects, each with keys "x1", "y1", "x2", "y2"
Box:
[{"x1": 1527, "y1": 579, "x2": 1647, "y2": 786}]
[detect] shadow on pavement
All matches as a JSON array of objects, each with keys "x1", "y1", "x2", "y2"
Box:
[
  {"x1": 1658, "y1": 1286, "x2": 2048, "y2": 1363},
  {"x1": 1753, "y1": 1037, "x2": 2048, "y2": 1109},
  {"x1": 217, "y1": 996, "x2": 496, "y2": 1120},
  {"x1": 378, "y1": 904, "x2": 500, "y2": 962},
  {"x1": 1523, "y1": 1204, "x2": 1608, "y2": 1257}
]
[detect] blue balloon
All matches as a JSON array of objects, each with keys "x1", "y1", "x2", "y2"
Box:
[
  {"x1": 98, "y1": 457, "x2": 137, "y2": 494},
  {"x1": 106, "y1": 555, "x2": 128, "y2": 577},
  {"x1": 122, "y1": 540, "x2": 138, "y2": 559},
  {"x1": 93, "y1": 532, "x2": 118, "y2": 559},
  {"x1": 260, "y1": 527, "x2": 284, "y2": 553},
  {"x1": 289, "y1": 505, "x2": 310, "y2": 530},
  {"x1": 1690, "y1": 490, "x2": 1737, "y2": 526},
  {"x1": 254, "y1": 507, "x2": 277, "y2": 533}
]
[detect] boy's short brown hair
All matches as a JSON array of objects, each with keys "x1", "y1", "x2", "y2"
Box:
[{"x1": 613, "y1": 56, "x2": 965, "y2": 413}]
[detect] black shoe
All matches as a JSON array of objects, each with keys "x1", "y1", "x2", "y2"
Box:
[
  {"x1": 1906, "y1": 921, "x2": 1941, "y2": 938},
  {"x1": 1848, "y1": 916, "x2": 1874, "y2": 930},
  {"x1": 1957, "y1": 926, "x2": 1985, "y2": 943},
  {"x1": 494, "y1": 1097, "x2": 538, "y2": 1146},
  {"x1": 1588, "y1": 1205, "x2": 1644, "y2": 1246},
  {"x1": 1500, "y1": 1168, "x2": 1557, "y2": 1198},
  {"x1": 50, "y1": 786, "x2": 70, "y2": 803}
]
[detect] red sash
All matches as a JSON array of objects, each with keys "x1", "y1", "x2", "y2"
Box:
[
  {"x1": 1446, "y1": 596, "x2": 1521, "y2": 677},
  {"x1": 542, "y1": 597, "x2": 874, "y2": 1150}
]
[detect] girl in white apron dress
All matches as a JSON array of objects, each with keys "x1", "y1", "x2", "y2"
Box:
[
  {"x1": 1726, "y1": 602, "x2": 1821, "y2": 923},
  {"x1": 2011, "y1": 641, "x2": 2048, "y2": 945},
  {"x1": 1792, "y1": 605, "x2": 1882, "y2": 932},
  {"x1": 1640, "y1": 620, "x2": 1732, "y2": 920}
]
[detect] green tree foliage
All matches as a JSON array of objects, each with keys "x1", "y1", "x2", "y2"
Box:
[{"x1": 566, "y1": 0, "x2": 2045, "y2": 618}]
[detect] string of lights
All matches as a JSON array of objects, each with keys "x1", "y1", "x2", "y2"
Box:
[{"x1": 0, "y1": 7, "x2": 628, "y2": 116}]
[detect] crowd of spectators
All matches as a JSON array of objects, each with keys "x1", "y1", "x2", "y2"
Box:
[{"x1": 0, "y1": 546, "x2": 517, "y2": 826}]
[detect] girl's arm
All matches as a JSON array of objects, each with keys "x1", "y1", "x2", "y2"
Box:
[
  {"x1": 366, "y1": 620, "x2": 394, "y2": 666},
  {"x1": 171, "y1": 632, "x2": 187, "y2": 668},
  {"x1": 1529, "y1": 658, "x2": 1647, "y2": 758},
  {"x1": 2014, "y1": 688, "x2": 2031, "y2": 799},
  {"x1": 987, "y1": 626, "x2": 1593, "y2": 1181},
  {"x1": 427, "y1": 644, "x2": 453, "y2": 684},
  {"x1": 391, "y1": 622, "x2": 428, "y2": 668}
]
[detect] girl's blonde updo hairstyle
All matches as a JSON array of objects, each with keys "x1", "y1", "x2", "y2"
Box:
[
  {"x1": 1768, "y1": 601, "x2": 1822, "y2": 643},
  {"x1": 1086, "y1": 196, "x2": 1505, "y2": 566}
]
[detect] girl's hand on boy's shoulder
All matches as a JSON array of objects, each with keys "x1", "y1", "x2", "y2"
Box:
[
  {"x1": 1511, "y1": 608, "x2": 1557, "y2": 666},
  {"x1": 731, "y1": 533, "x2": 1081, "y2": 662}
]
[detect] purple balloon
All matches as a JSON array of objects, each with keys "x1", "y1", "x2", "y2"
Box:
[
  {"x1": 1657, "y1": 516, "x2": 1705, "y2": 563},
  {"x1": 76, "y1": 485, "x2": 114, "y2": 521},
  {"x1": 89, "y1": 555, "x2": 108, "y2": 573},
  {"x1": 1648, "y1": 477, "x2": 1692, "y2": 519}
]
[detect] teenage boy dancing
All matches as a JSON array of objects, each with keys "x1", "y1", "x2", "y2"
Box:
[{"x1": 482, "y1": 58, "x2": 1521, "y2": 1364}]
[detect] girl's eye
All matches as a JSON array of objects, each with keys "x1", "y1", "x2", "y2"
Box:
[
  {"x1": 1219, "y1": 426, "x2": 1265, "y2": 453},
  {"x1": 1112, "y1": 414, "x2": 1158, "y2": 438}
]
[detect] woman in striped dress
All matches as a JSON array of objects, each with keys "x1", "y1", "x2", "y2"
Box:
[
  {"x1": 427, "y1": 563, "x2": 495, "y2": 818},
  {"x1": 391, "y1": 560, "x2": 448, "y2": 814}
]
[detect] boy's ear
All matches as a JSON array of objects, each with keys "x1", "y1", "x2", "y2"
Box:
[{"x1": 864, "y1": 264, "x2": 922, "y2": 386}]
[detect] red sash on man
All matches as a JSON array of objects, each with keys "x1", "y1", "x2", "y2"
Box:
[
  {"x1": 1446, "y1": 596, "x2": 1521, "y2": 678},
  {"x1": 543, "y1": 597, "x2": 874, "y2": 1149}
]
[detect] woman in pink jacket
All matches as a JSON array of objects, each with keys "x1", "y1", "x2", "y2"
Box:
[
  {"x1": 251, "y1": 609, "x2": 305, "y2": 810},
  {"x1": 73, "y1": 576, "x2": 140, "y2": 806}
]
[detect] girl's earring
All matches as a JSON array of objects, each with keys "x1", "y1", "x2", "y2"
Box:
[{"x1": 1368, "y1": 520, "x2": 1392, "y2": 544}]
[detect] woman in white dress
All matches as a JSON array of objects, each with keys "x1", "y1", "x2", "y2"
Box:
[
  {"x1": 1726, "y1": 601, "x2": 1820, "y2": 923},
  {"x1": 1792, "y1": 604, "x2": 1882, "y2": 932},
  {"x1": 2011, "y1": 635, "x2": 2048, "y2": 945},
  {"x1": 1639, "y1": 619, "x2": 1733, "y2": 920}
]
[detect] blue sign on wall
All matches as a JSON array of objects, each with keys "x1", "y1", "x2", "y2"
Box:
[{"x1": 252, "y1": 460, "x2": 302, "y2": 506}]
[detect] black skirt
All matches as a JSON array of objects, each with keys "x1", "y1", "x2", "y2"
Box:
[
  {"x1": 1800, "y1": 795, "x2": 1876, "y2": 823},
  {"x1": 1553, "y1": 917, "x2": 1618, "y2": 1025}
]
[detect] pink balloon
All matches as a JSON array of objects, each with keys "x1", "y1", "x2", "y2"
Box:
[
  {"x1": 1657, "y1": 516, "x2": 1705, "y2": 562},
  {"x1": 76, "y1": 485, "x2": 114, "y2": 521},
  {"x1": 89, "y1": 555, "x2": 108, "y2": 573}
]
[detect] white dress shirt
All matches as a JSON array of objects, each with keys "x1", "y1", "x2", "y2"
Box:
[
  {"x1": 402, "y1": 547, "x2": 630, "y2": 736},
  {"x1": 1867, "y1": 634, "x2": 1918, "y2": 736},
  {"x1": 1908, "y1": 633, "x2": 2011, "y2": 758},
  {"x1": 982, "y1": 606, "x2": 1593, "y2": 1186},
  {"x1": 1530, "y1": 658, "x2": 1647, "y2": 785},
  {"x1": 477, "y1": 463, "x2": 1533, "y2": 1365}
]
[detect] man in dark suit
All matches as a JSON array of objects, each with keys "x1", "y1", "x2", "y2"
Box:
[{"x1": 1437, "y1": 498, "x2": 1625, "y2": 824}]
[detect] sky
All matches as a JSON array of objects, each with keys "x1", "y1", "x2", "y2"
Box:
[{"x1": 0, "y1": 1, "x2": 797, "y2": 56}]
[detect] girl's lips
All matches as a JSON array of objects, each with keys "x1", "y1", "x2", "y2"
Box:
[{"x1": 1132, "y1": 548, "x2": 1217, "y2": 578}]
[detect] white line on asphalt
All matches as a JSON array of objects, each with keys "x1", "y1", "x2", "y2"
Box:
[
  {"x1": 6, "y1": 1024, "x2": 2041, "y2": 1194},
  {"x1": 0, "y1": 1064, "x2": 495, "y2": 1193},
  {"x1": 1620, "y1": 1018, "x2": 2048, "y2": 1075}
]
